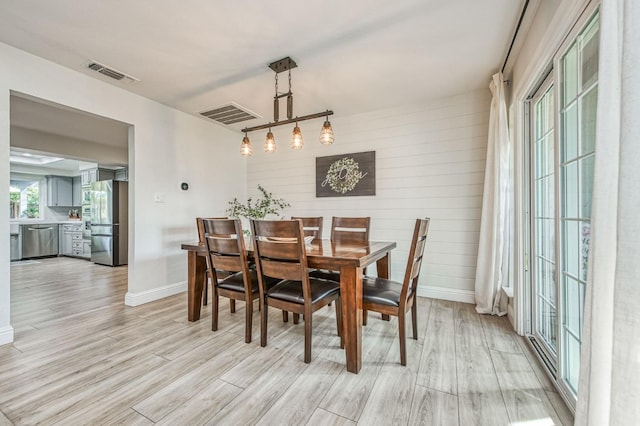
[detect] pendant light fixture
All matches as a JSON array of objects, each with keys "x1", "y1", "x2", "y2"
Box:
[
  {"x1": 240, "y1": 56, "x2": 334, "y2": 156},
  {"x1": 291, "y1": 123, "x2": 303, "y2": 149},
  {"x1": 240, "y1": 133, "x2": 252, "y2": 157},
  {"x1": 320, "y1": 116, "x2": 334, "y2": 145},
  {"x1": 264, "y1": 129, "x2": 276, "y2": 152}
]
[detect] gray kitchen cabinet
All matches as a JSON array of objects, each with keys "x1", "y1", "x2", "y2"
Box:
[
  {"x1": 47, "y1": 176, "x2": 73, "y2": 207},
  {"x1": 82, "y1": 239, "x2": 91, "y2": 258},
  {"x1": 10, "y1": 232, "x2": 21, "y2": 261},
  {"x1": 60, "y1": 223, "x2": 83, "y2": 257},
  {"x1": 72, "y1": 176, "x2": 82, "y2": 207},
  {"x1": 115, "y1": 168, "x2": 128, "y2": 181},
  {"x1": 60, "y1": 225, "x2": 73, "y2": 255},
  {"x1": 82, "y1": 168, "x2": 116, "y2": 185}
]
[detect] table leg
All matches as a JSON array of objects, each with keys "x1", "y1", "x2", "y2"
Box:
[
  {"x1": 376, "y1": 253, "x2": 391, "y2": 321},
  {"x1": 188, "y1": 250, "x2": 206, "y2": 321},
  {"x1": 376, "y1": 253, "x2": 390, "y2": 278},
  {"x1": 340, "y1": 265, "x2": 363, "y2": 373}
]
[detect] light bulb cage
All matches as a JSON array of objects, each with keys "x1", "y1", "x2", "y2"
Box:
[
  {"x1": 240, "y1": 133, "x2": 252, "y2": 157},
  {"x1": 291, "y1": 124, "x2": 304, "y2": 150},
  {"x1": 320, "y1": 118, "x2": 335, "y2": 145},
  {"x1": 264, "y1": 130, "x2": 276, "y2": 152}
]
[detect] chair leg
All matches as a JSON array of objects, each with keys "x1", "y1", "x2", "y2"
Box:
[
  {"x1": 304, "y1": 312, "x2": 312, "y2": 363},
  {"x1": 282, "y1": 310, "x2": 289, "y2": 322},
  {"x1": 202, "y1": 276, "x2": 208, "y2": 306},
  {"x1": 293, "y1": 313, "x2": 300, "y2": 324},
  {"x1": 411, "y1": 302, "x2": 418, "y2": 340},
  {"x1": 230, "y1": 299, "x2": 236, "y2": 313},
  {"x1": 212, "y1": 289, "x2": 219, "y2": 331},
  {"x1": 363, "y1": 309, "x2": 368, "y2": 326},
  {"x1": 336, "y1": 299, "x2": 344, "y2": 349},
  {"x1": 245, "y1": 299, "x2": 253, "y2": 343},
  {"x1": 398, "y1": 313, "x2": 407, "y2": 366},
  {"x1": 261, "y1": 302, "x2": 268, "y2": 348}
]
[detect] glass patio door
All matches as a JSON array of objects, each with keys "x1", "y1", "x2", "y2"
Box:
[
  {"x1": 529, "y1": 9, "x2": 599, "y2": 407},
  {"x1": 531, "y1": 79, "x2": 557, "y2": 365}
]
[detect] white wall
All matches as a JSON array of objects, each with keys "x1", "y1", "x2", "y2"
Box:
[
  {"x1": 0, "y1": 42, "x2": 246, "y2": 345},
  {"x1": 246, "y1": 90, "x2": 490, "y2": 302}
]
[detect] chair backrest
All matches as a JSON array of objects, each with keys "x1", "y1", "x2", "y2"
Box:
[
  {"x1": 330, "y1": 216, "x2": 370, "y2": 244},
  {"x1": 291, "y1": 216, "x2": 323, "y2": 239},
  {"x1": 197, "y1": 217, "x2": 227, "y2": 243},
  {"x1": 202, "y1": 218, "x2": 251, "y2": 287},
  {"x1": 399, "y1": 218, "x2": 431, "y2": 305},
  {"x1": 251, "y1": 219, "x2": 311, "y2": 300}
]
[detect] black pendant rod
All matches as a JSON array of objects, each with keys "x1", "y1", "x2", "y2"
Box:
[{"x1": 241, "y1": 110, "x2": 333, "y2": 133}]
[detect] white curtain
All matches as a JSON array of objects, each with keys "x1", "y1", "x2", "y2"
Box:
[
  {"x1": 575, "y1": 0, "x2": 640, "y2": 424},
  {"x1": 474, "y1": 72, "x2": 511, "y2": 315}
]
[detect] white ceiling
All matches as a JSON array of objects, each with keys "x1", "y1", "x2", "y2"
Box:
[{"x1": 0, "y1": 0, "x2": 524, "y2": 134}]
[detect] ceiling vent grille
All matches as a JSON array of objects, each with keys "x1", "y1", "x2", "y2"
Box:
[
  {"x1": 85, "y1": 61, "x2": 139, "y2": 83},
  {"x1": 199, "y1": 103, "x2": 259, "y2": 125}
]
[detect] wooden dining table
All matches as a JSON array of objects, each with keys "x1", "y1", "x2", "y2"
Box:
[{"x1": 180, "y1": 238, "x2": 396, "y2": 374}]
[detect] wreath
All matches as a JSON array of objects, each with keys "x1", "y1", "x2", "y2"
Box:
[{"x1": 325, "y1": 157, "x2": 363, "y2": 194}]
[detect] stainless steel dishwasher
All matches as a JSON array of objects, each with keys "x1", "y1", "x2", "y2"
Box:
[{"x1": 21, "y1": 224, "x2": 59, "y2": 258}]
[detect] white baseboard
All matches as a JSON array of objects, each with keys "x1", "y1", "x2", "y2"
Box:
[
  {"x1": 125, "y1": 281, "x2": 187, "y2": 307},
  {"x1": 417, "y1": 285, "x2": 475, "y2": 304},
  {"x1": 0, "y1": 325, "x2": 15, "y2": 346}
]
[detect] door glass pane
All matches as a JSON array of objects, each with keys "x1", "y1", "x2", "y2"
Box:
[
  {"x1": 562, "y1": 220, "x2": 579, "y2": 279},
  {"x1": 581, "y1": 87, "x2": 598, "y2": 155},
  {"x1": 558, "y1": 11, "x2": 599, "y2": 397},
  {"x1": 563, "y1": 45, "x2": 578, "y2": 104},
  {"x1": 562, "y1": 162, "x2": 578, "y2": 219},
  {"x1": 580, "y1": 155, "x2": 595, "y2": 218},
  {"x1": 565, "y1": 333, "x2": 581, "y2": 393},
  {"x1": 581, "y1": 15, "x2": 600, "y2": 90},
  {"x1": 580, "y1": 222, "x2": 591, "y2": 281},
  {"x1": 563, "y1": 103, "x2": 578, "y2": 162},
  {"x1": 532, "y1": 83, "x2": 557, "y2": 355}
]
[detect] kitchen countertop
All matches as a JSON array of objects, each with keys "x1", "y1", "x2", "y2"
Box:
[{"x1": 11, "y1": 220, "x2": 84, "y2": 225}]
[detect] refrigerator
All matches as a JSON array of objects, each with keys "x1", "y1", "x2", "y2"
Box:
[{"x1": 90, "y1": 180, "x2": 128, "y2": 266}]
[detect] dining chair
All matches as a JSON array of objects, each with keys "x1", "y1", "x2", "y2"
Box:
[
  {"x1": 202, "y1": 218, "x2": 276, "y2": 343},
  {"x1": 251, "y1": 219, "x2": 343, "y2": 363},
  {"x1": 291, "y1": 216, "x2": 323, "y2": 240},
  {"x1": 361, "y1": 218, "x2": 430, "y2": 366},
  {"x1": 196, "y1": 217, "x2": 227, "y2": 306},
  {"x1": 309, "y1": 216, "x2": 370, "y2": 283}
]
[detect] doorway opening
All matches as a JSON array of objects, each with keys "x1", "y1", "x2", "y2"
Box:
[{"x1": 9, "y1": 92, "x2": 133, "y2": 337}]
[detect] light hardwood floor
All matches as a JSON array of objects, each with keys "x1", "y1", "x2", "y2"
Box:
[{"x1": 1, "y1": 257, "x2": 574, "y2": 425}]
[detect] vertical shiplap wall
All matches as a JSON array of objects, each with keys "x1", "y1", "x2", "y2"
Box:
[{"x1": 246, "y1": 89, "x2": 490, "y2": 301}]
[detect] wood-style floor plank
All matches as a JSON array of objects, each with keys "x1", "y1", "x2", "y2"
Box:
[
  {"x1": 417, "y1": 299, "x2": 457, "y2": 395},
  {"x1": 490, "y1": 349, "x2": 564, "y2": 425},
  {"x1": 455, "y1": 302, "x2": 511, "y2": 426},
  {"x1": 0, "y1": 409, "x2": 12, "y2": 426},
  {"x1": 256, "y1": 357, "x2": 344, "y2": 425},
  {"x1": 0, "y1": 257, "x2": 572, "y2": 425},
  {"x1": 480, "y1": 314, "x2": 522, "y2": 354},
  {"x1": 409, "y1": 385, "x2": 459, "y2": 426},
  {"x1": 306, "y1": 408, "x2": 356, "y2": 426}
]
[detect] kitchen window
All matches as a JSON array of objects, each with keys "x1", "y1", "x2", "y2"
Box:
[{"x1": 10, "y1": 179, "x2": 40, "y2": 219}]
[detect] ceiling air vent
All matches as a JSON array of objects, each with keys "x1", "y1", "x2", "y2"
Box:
[
  {"x1": 199, "y1": 103, "x2": 259, "y2": 125},
  {"x1": 85, "y1": 60, "x2": 139, "y2": 83}
]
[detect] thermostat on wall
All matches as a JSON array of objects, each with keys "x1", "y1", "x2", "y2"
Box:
[{"x1": 180, "y1": 182, "x2": 189, "y2": 191}]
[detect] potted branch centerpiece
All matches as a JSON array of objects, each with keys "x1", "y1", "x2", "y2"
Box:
[{"x1": 226, "y1": 185, "x2": 290, "y2": 234}]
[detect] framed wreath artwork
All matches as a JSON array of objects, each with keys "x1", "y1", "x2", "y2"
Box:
[{"x1": 316, "y1": 151, "x2": 375, "y2": 197}]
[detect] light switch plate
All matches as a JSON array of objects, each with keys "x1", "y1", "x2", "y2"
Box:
[{"x1": 153, "y1": 192, "x2": 165, "y2": 203}]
